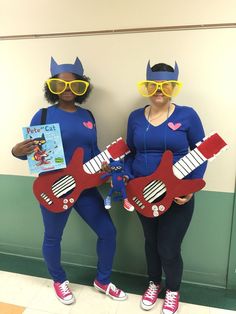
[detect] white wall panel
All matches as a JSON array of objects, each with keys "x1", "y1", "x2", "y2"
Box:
[
  {"x1": 1, "y1": 28, "x2": 235, "y2": 192},
  {"x1": 1, "y1": 0, "x2": 236, "y2": 36}
]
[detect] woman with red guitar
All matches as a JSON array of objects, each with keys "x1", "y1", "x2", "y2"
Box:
[
  {"x1": 125, "y1": 61, "x2": 207, "y2": 313},
  {"x1": 11, "y1": 57, "x2": 127, "y2": 305}
]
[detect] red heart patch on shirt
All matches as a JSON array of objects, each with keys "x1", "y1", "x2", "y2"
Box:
[
  {"x1": 168, "y1": 122, "x2": 181, "y2": 130},
  {"x1": 83, "y1": 121, "x2": 93, "y2": 129}
]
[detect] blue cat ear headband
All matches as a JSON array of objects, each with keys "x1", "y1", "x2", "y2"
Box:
[
  {"x1": 146, "y1": 60, "x2": 179, "y2": 81},
  {"x1": 50, "y1": 57, "x2": 84, "y2": 76}
]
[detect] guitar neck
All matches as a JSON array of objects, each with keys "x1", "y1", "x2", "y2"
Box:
[
  {"x1": 173, "y1": 148, "x2": 207, "y2": 179},
  {"x1": 83, "y1": 149, "x2": 114, "y2": 174}
]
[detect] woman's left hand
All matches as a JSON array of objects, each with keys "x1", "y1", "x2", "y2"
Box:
[
  {"x1": 101, "y1": 161, "x2": 111, "y2": 173},
  {"x1": 174, "y1": 193, "x2": 193, "y2": 205}
]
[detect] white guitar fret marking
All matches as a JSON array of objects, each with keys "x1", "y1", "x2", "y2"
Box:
[
  {"x1": 83, "y1": 161, "x2": 95, "y2": 174},
  {"x1": 178, "y1": 159, "x2": 192, "y2": 173},
  {"x1": 104, "y1": 150, "x2": 111, "y2": 160},
  {"x1": 186, "y1": 152, "x2": 201, "y2": 167},
  {"x1": 174, "y1": 163, "x2": 188, "y2": 177},
  {"x1": 84, "y1": 163, "x2": 92, "y2": 174},
  {"x1": 191, "y1": 150, "x2": 205, "y2": 164},
  {"x1": 173, "y1": 165, "x2": 184, "y2": 179},
  {"x1": 96, "y1": 154, "x2": 104, "y2": 164},
  {"x1": 93, "y1": 156, "x2": 102, "y2": 168},
  {"x1": 100, "y1": 151, "x2": 110, "y2": 163},
  {"x1": 195, "y1": 149, "x2": 207, "y2": 162},
  {"x1": 83, "y1": 148, "x2": 118, "y2": 175},
  {"x1": 182, "y1": 155, "x2": 196, "y2": 170},
  {"x1": 89, "y1": 159, "x2": 100, "y2": 172},
  {"x1": 88, "y1": 161, "x2": 96, "y2": 173}
]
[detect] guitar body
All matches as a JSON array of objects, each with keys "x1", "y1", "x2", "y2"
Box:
[
  {"x1": 33, "y1": 148, "x2": 107, "y2": 212},
  {"x1": 127, "y1": 150, "x2": 205, "y2": 218},
  {"x1": 33, "y1": 137, "x2": 130, "y2": 213}
]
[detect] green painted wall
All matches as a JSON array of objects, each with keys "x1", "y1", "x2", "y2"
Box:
[
  {"x1": 0, "y1": 174, "x2": 235, "y2": 288},
  {"x1": 227, "y1": 184, "x2": 236, "y2": 289}
]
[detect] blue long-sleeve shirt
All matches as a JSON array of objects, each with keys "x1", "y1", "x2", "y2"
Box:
[
  {"x1": 125, "y1": 104, "x2": 207, "y2": 179},
  {"x1": 18, "y1": 105, "x2": 100, "y2": 163}
]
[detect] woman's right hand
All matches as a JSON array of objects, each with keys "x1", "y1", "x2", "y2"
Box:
[
  {"x1": 11, "y1": 139, "x2": 36, "y2": 157},
  {"x1": 101, "y1": 161, "x2": 111, "y2": 173}
]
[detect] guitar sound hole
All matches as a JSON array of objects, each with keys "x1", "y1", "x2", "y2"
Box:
[
  {"x1": 52, "y1": 175, "x2": 76, "y2": 198},
  {"x1": 149, "y1": 191, "x2": 166, "y2": 203},
  {"x1": 143, "y1": 180, "x2": 167, "y2": 204},
  {"x1": 58, "y1": 189, "x2": 75, "y2": 198}
]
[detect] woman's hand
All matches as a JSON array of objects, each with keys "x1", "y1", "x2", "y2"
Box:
[
  {"x1": 123, "y1": 175, "x2": 130, "y2": 184},
  {"x1": 101, "y1": 161, "x2": 111, "y2": 172},
  {"x1": 174, "y1": 193, "x2": 193, "y2": 205},
  {"x1": 12, "y1": 139, "x2": 35, "y2": 157}
]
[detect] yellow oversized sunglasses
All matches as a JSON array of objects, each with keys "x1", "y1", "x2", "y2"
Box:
[
  {"x1": 137, "y1": 80, "x2": 182, "y2": 98},
  {"x1": 46, "y1": 78, "x2": 89, "y2": 96}
]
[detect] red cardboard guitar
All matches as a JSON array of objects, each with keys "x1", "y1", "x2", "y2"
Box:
[
  {"x1": 126, "y1": 133, "x2": 227, "y2": 218},
  {"x1": 33, "y1": 137, "x2": 130, "y2": 212}
]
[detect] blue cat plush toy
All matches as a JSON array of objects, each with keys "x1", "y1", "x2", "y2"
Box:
[{"x1": 101, "y1": 158, "x2": 134, "y2": 212}]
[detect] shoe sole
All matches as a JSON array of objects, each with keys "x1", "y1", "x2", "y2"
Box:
[
  {"x1": 55, "y1": 294, "x2": 75, "y2": 305},
  {"x1": 162, "y1": 308, "x2": 178, "y2": 314},
  {"x1": 140, "y1": 299, "x2": 157, "y2": 310},
  {"x1": 94, "y1": 282, "x2": 127, "y2": 301}
]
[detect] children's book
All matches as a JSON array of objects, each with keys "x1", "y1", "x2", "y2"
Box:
[{"x1": 22, "y1": 123, "x2": 66, "y2": 174}]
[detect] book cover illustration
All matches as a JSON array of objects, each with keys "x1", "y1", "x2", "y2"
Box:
[{"x1": 22, "y1": 123, "x2": 66, "y2": 174}]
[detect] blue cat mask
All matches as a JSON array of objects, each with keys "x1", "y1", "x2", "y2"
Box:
[
  {"x1": 146, "y1": 61, "x2": 179, "y2": 81},
  {"x1": 50, "y1": 57, "x2": 84, "y2": 76}
]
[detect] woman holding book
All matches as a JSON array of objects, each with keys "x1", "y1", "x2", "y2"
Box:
[{"x1": 11, "y1": 57, "x2": 127, "y2": 305}]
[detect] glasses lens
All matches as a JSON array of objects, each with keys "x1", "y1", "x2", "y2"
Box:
[
  {"x1": 137, "y1": 81, "x2": 157, "y2": 97},
  {"x1": 47, "y1": 79, "x2": 66, "y2": 94},
  {"x1": 162, "y1": 81, "x2": 182, "y2": 97},
  {"x1": 70, "y1": 81, "x2": 88, "y2": 95},
  {"x1": 161, "y1": 81, "x2": 174, "y2": 97}
]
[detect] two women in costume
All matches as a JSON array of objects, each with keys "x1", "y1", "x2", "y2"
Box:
[{"x1": 12, "y1": 57, "x2": 206, "y2": 314}]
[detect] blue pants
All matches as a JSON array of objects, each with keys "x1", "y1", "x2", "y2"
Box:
[{"x1": 40, "y1": 188, "x2": 116, "y2": 284}]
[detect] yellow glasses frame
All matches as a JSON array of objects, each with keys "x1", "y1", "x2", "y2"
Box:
[
  {"x1": 137, "y1": 80, "x2": 182, "y2": 97},
  {"x1": 46, "y1": 78, "x2": 89, "y2": 96}
]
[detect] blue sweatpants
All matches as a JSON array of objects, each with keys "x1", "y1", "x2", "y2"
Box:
[{"x1": 40, "y1": 188, "x2": 116, "y2": 284}]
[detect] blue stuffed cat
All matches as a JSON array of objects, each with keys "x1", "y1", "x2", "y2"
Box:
[{"x1": 101, "y1": 158, "x2": 134, "y2": 212}]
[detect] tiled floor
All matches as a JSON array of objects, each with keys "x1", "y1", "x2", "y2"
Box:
[{"x1": 0, "y1": 271, "x2": 235, "y2": 314}]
